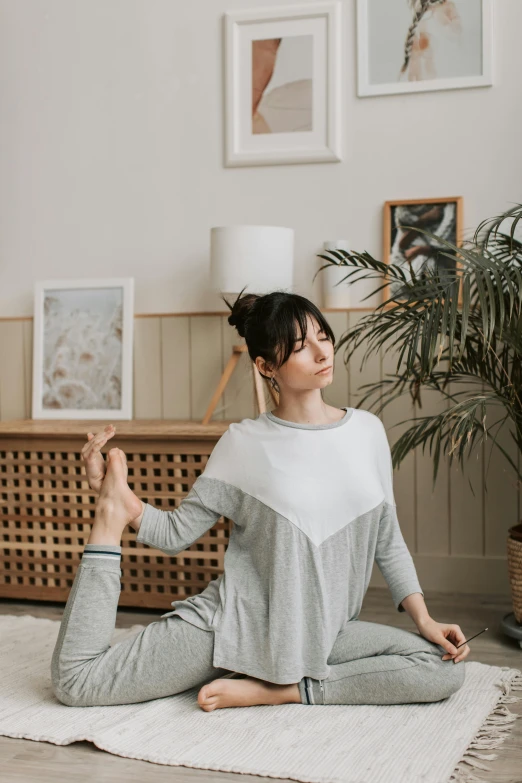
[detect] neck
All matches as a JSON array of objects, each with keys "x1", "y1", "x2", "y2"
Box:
[{"x1": 270, "y1": 398, "x2": 345, "y2": 426}]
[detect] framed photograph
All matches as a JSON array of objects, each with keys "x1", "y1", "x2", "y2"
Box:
[
  {"x1": 357, "y1": 0, "x2": 492, "y2": 97},
  {"x1": 32, "y1": 278, "x2": 134, "y2": 420},
  {"x1": 382, "y1": 197, "x2": 464, "y2": 306},
  {"x1": 224, "y1": 2, "x2": 342, "y2": 167}
]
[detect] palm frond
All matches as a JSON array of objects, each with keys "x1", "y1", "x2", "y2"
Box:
[{"x1": 317, "y1": 203, "x2": 522, "y2": 493}]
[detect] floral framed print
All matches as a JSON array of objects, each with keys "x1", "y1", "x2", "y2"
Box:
[
  {"x1": 32, "y1": 278, "x2": 134, "y2": 420},
  {"x1": 382, "y1": 197, "x2": 464, "y2": 306},
  {"x1": 224, "y1": 2, "x2": 342, "y2": 167},
  {"x1": 357, "y1": 0, "x2": 492, "y2": 96}
]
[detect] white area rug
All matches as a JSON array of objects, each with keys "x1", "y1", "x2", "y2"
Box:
[{"x1": 1, "y1": 615, "x2": 521, "y2": 783}]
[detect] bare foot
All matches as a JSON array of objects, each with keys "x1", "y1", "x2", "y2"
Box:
[
  {"x1": 197, "y1": 676, "x2": 301, "y2": 711},
  {"x1": 95, "y1": 448, "x2": 142, "y2": 531}
]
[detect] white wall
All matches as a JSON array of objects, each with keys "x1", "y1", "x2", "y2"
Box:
[{"x1": 0, "y1": 0, "x2": 520, "y2": 317}]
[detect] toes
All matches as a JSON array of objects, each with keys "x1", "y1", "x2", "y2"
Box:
[
  {"x1": 199, "y1": 684, "x2": 219, "y2": 704},
  {"x1": 200, "y1": 694, "x2": 218, "y2": 711}
]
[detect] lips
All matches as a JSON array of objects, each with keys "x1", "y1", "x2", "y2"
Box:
[{"x1": 316, "y1": 366, "x2": 332, "y2": 375}]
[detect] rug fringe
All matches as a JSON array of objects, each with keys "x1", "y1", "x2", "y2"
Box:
[{"x1": 448, "y1": 669, "x2": 522, "y2": 783}]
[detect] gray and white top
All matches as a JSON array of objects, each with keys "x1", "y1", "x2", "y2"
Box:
[{"x1": 136, "y1": 406, "x2": 424, "y2": 684}]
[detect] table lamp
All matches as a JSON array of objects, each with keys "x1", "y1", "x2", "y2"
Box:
[{"x1": 202, "y1": 225, "x2": 294, "y2": 423}]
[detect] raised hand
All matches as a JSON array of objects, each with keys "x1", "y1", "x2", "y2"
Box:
[{"x1": 81, "y1": 424, "x2": 116, "y2": 494}]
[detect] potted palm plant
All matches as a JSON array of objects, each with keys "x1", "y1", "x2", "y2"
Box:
[{"x1": 315, "y1": 203, "x2": 522, "y2": 630}]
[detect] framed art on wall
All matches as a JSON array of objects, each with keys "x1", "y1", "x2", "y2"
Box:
[
  {"x1": 382, "y1": 197, "x2": 464, "y2": 306},
  {"x1": 357, "y1": 0, "x2": 492, "y2": 97},
  {"x1": 32, "y1": 278, "x2": 134, "y2": 420},
  {"x1": 224, "y1": 2, "x2": 342, "y2": 167}
]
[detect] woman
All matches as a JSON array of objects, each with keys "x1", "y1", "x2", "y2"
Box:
[{"x1": 51, "y1": 290, "x2": 469, "y2": 711}]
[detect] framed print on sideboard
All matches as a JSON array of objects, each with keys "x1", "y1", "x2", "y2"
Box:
[
  {"x1": 32, "y1": 277, "x2": 134, "y2": 420},
  {"x1": 382, "y1": 197, "x2": 464, "y2": 307}
]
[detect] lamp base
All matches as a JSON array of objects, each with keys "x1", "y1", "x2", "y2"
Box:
[{"x1": 202, "y1": 345, "x2": 278, "y2": 425}]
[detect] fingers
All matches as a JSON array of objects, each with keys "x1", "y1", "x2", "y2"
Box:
[
  {"x1": 445, "y1": 644, "x2": 469, "y2": 663},
  {"x1": 81, "y1": 425, "x2": 116, "y2": 460},
  {"x1": 442, "y1": 625, "x2": 469, "y2": 663},
  {"x1": 455, "y1": 644, "x2": 470, "y2": 663}
]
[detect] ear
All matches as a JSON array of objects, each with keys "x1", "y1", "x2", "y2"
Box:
[{"x1": 255, "y1": 357, "x2": 267, "y2": 376}]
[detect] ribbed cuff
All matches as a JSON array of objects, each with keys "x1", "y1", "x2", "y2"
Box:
[
  {"x1": 81, "y1": 543, "x2": 122, "y2": 564},
  {"x1": 298, "y1": 676, "x2": 325, "y2": 705}
]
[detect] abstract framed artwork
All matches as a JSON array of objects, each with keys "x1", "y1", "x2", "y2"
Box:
[
  {"x1": 357, "y1": 0, "x2": 492, "y2": 96},
  {"x1": 224, "y1": 2, "x2": 342, "y2": 167},
  {"x1": 382, "y1": 197, "x2": 464, "y2": 306},
  {"x1": 32, "y1": 278, "x2": 134, "y2": 420}
]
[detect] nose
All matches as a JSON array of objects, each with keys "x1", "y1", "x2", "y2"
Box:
[{"x1": 317, "y1": 346, "x2": 330, "y2": 360}]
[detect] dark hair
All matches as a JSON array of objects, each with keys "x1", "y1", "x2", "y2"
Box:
[{"x1": 222, "y1": 287, "x2": 336, "y2": 382}]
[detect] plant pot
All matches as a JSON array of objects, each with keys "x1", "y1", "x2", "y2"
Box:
[{"x1": 507, "y1": 522, "x2": 522, "y2": 624}]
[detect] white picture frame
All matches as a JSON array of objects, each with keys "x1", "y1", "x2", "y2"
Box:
[
  {"x1": 356, "y1": 0, "x2": 493, "y2": 97},
  {"x1": 32, "y1": 278, "x2": 134, "y2": 420},
  {"x1": 224, "y1": 1, "x2": 342, "y2": 167}
]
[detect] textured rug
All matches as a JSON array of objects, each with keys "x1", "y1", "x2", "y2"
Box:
[{"x1": 1, "y1": 615, "x2": 521, "y2": 783}]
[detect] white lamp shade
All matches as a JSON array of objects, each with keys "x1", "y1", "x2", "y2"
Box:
[{"x1": 210, "y1": 225, "x2": 294, "y2": 296}]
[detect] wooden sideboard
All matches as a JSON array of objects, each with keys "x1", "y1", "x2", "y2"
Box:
[{"x1": 0, "y1": 419, "x2": 236, "y2": 610}]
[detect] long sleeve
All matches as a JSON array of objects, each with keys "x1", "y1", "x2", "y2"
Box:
[
  {"x1": 135, "y1": 427, "x2": 239, "y2": 555},
  {"x1": 375, "y1": 502, "x2": 424, "y2": 612},
  {"x1": 136, "y1": 484, "x2": 222, "y2": 555}
]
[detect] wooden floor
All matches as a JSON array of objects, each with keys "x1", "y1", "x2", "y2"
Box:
[{"x1": 1, "y1": 588, "x2": 522, "y2": 783}]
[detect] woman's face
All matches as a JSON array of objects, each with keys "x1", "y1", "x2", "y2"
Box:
[{"x1": 276, "y1": 315, "x2": 334, "y2": 390}]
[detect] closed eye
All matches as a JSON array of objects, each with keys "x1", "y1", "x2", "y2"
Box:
[{"x1": 294, "y1": 337, "x2": 330, "y2": 353}]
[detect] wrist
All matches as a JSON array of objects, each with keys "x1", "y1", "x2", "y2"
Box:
[
  {"x1": 400, "y1": 592, "x2": 430, "y2": 627},
  {"x1": 415, "y1": 614, "x2": 432, "y2": 629}
]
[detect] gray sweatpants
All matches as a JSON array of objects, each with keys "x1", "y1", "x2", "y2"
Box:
[{"x1": 51, "y1": 544, "x2": 465, "y2": 708}]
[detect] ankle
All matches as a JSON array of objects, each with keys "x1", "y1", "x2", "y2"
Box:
[
  {"x1": 279, "y1": 683, "x2": 301, "y2": 704},
  {"x1": 87, "y1": 520, "x2": 124, "y2": 547},
  {"x1": 129, "y1": 500, "x2": 146, "y2": 532}
]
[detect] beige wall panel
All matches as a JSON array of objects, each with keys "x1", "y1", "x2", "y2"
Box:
[
  {"x1": 161, "y1": 316, "x2": 191, "y2": 420},
  {"x1": 371, "y1": 552, "x2": 511, "y2": 598},
  {"x1": 0, "y1": 321, "x2": 26, "y2": 421},
  {"x1": 190, "y1": 315, "x2": 224, "y2": 420},
  {"x1": 220, "y1": 317, "x2": 254, "y2": 422},
  {"x1": 381, "y1": 343, "x2": 416, "y2": 552},
  {"x1": 323, "y1": 311, "x2": 349, "y2": 409},
  {"x1": 416, "y1": 360, "x2": 450, "y2": 555},
  {"x1": 133, "y1": 317, "x2": 162, "y2": 419},
  {"x1": 448, "y1": 379, "x2": 484, "y2": 557},
  {"x1": 484, "y1": 401, "x2": 519, "y2": 556},
  {"x1": 347, "y1": 310, "x2": 380, "y2": 409},
  {"x1": 22, "y1": 320, "x2": 33, "y2": 418}
]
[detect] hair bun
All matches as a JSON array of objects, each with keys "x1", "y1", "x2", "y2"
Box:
[{"x1": 223, "y1": 287, "x2": 260, "y2": 339}]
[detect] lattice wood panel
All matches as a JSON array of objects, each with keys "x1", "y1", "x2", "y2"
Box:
[{"x1": 0, "y1": 423, "x2": 233, "y2": 609}]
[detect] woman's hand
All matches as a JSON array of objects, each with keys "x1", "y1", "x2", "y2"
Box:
[
  {"x1": 81, "y1": 424, "x2": 116, "y2": 493},
  {"x1": 416, "y1": 617, "x2": 470, "y2": 663}
]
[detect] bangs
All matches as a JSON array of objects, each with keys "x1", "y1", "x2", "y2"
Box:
[{"x1": 273, "y1": 296, "x2": 335, "y2": 369}]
